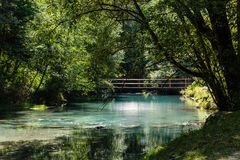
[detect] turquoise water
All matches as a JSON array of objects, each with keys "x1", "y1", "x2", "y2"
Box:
[{"x1": 0, "y1": 95, "x2": 208, "y2": 159}]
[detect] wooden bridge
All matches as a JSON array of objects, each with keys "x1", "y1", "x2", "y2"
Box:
[{"x1": 109, "y1": 78, "x2": 193, "y2": 94}]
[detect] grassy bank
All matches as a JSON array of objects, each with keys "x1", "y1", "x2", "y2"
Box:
[{"x1": 145, "y1": 111, "x2": 240, "y2": 160}]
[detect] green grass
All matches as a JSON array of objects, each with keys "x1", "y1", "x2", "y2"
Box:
[{"x1": 145, "y1": 111, "x2": 240, "y2": 160}]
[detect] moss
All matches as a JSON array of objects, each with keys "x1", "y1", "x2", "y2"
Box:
[{"x1": 145, "y1": 111, "x2": 240, "y2": 160}]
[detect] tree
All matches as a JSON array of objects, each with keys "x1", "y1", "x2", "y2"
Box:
[
  {"x1": 59, "y1": 0, "x2": 240, "y2": 111},
  {"x1": 0, "y1": 0, "x2": 125, "y2": 105},
  {"x1": 120, "y1": 21, "x2": 148, "y2": 78},
  {"x1": 0, "y1": 0, "x2": 36, "y2": 103},
  {"x1": 28, "y1": 0, "x2": 124, "y2": 103}
]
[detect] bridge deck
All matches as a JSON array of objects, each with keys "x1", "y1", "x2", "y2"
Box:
[{"x1": 108, "y1": 78, "x2": 193, "y2": 93}]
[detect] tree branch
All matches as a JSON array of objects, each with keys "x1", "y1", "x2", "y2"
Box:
[
  {"x1": 132, "y1": 0, "x2": 202, "y2": 77},
  {"x1": 174, "y1": 0, "x2": 217, "y2": 50}
]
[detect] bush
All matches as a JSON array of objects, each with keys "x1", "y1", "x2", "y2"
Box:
[{"x1": 180, "y1": 82, "x2": 217, "y2": 110}]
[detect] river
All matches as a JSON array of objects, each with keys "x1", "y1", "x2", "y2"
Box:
[{"x1": 0, "y1": 94, "x2": 209, "y2": 159}]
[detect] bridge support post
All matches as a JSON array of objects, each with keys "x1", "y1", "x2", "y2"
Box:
[{"x1": 169, "y1": 79, "x2": 171, "y2": 88}]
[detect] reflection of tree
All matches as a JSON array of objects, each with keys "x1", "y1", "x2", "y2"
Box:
[
  {"x1": 66, "y1": 128, "x2": 147, "y2": 160},
  {"x1": 62, "y1": 127, "x2": 185, "y2": 160},
  {"x1": 146, "y1": 127, "x2": 182, "y2": 150},
  {"x1": 123, "y1": 128, "x2": 145, "y2": 160},
  {"x1": 87, "y1": 129, "x2": 115, "y2": 160},
  {"x1": 55, "y1": 128, "x2": 124, "y2": 160}
]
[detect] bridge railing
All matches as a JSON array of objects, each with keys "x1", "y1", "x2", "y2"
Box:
[{"x1": 109, "y1": 78, "x2": 193, "y2": 89}]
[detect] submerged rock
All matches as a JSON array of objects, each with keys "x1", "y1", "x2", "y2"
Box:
[{"x1": 95, "y1": 125, "x2": 105, "y2": 129}]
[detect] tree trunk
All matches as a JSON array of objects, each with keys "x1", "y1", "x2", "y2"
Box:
[
  {"x1": 34, "y1": 65, "x2": 48, "y2": 95},
  {"x1": 131, "y1": 0, "x2": 240, "y2": 111},
  {"x1": 206, "y1": 0, "x2": 240, "y2": 110}
]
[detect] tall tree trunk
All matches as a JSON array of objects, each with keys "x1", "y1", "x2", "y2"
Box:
[
  {"x1": 206, "y1": 0, "x2": 240, "y2": 110},
  {"x1": 34, "y1": 65, "x2": 48, "y2": 95},
  {"x1": 205, "y1": 78, "x2": 230, "y2": 111},
  {"x1": 28, "y1": 70, "x2": 39, "y2": 94},
  {"x1": 237, "y1": 0, "x2": 240, "y2": 55}
]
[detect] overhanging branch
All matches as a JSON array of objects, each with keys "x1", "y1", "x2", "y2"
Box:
[{"x1": 132, "y1": 0, "x2": 202, "y2": 77}]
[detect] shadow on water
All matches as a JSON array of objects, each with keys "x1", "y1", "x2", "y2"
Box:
[
  {"x1": 0, "y1": 108, "x2": 25, "y2": 120},
  {"x1": 0, "y1": 126, "x2": 189, "y2": 160}
]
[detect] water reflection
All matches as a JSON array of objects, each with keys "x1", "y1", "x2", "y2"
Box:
[{"x1": 47, "y1": 125, "x2": 193, "y2": 160}]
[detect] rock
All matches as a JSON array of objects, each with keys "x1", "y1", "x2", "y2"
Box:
[{"x1": 95, "y1": 126, "x2": 105, "y2": 129}]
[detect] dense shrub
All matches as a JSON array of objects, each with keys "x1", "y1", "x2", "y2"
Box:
[{"x1": 180, "y1": 82, "x2": 217, "y2": 110}]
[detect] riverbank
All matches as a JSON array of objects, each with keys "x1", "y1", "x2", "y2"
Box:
[{"x1": 145, "y1": 111, "x2": 240, "y2": 160}]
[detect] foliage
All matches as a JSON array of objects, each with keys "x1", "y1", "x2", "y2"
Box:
[
  {"x1": 0, "y1": 0, "x2": 124, "y2": 105},
  {"x1": 119, "y1": 21, "x2": 148, "y2": 78},
  {"x1": 180, "y1": 82, "x2": 217, "y2": 110},
  {"x1": 145, "y1": 111, "x2": 240, "y2": 160},
  {"x1": 0, "y1": 0, "x2": 37, "y2": 104},
  {"x1": 27, "y1": 0, "x2": 124, "y2": 103}
]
